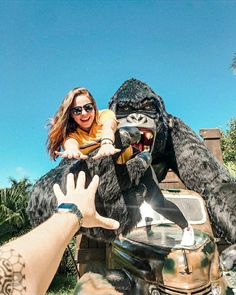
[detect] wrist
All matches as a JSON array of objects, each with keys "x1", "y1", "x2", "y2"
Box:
[
  {"x1": 67, "y1": 148, "x2": 79, "y2": 152},
  {"x1": 101, "y1": 138, "x2": 114, "y2": 145},
  {"x1": 52, "y1": 212, "x2": 81, "y2": 235},
  {"x1": 56, "y1": 203, "x2": 83, "y2": 228}
]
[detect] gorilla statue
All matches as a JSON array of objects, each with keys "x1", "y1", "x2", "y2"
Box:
[
  {"x1": 109, "y1": 78, "x2": 236, "y2": 269},
  {"x1": 27, "y1": 78, "x2": 236, "y2": 268}
]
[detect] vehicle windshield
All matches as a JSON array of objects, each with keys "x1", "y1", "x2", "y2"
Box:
[
  {"x1": 125, "y1": 225, "x2": 210, "y2": 249},
  {"x1": 137, "y1": 193, "x2": 206, "y2": 227},
  {"x1": 123, "y1": 193, "x2": 209, "y2": 248}
]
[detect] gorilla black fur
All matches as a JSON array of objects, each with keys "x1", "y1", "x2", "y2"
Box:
[
  {"x1": 109, "y1": 78, "x2": 236, "y2": 244},
  {"x1": 27, "y1": 128, "x2": 150, "y2": 241}
]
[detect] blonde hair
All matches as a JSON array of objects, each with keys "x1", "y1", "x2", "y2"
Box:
[{"x1": 47, "y1": 87, "x2": 98, "y2": 160}]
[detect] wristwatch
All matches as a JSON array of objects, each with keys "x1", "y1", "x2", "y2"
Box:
[{"x1": 57, "y1": 203, "x2": 83, "y2": 226}]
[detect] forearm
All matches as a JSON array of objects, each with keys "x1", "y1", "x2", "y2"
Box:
[
  {"x1": 0, "y1": 213, "x2": 79, "y2": 295},
  {"x1": 101, "y1": 119, "x2": 117, "y2": 142},
  {"x1": 64, "y1": 137, "x2": 79, "y2": 150},
  {"x1": 0, "y1": 172, "x2": 119, "y2": 295}
]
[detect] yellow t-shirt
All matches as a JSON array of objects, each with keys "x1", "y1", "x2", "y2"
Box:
[{"x1": 66, "y1": 109, "x2": 133, "y2": 164}]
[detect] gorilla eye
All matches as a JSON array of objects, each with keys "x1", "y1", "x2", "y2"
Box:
[
  {"x1": 144, "y1": 105, "x2": 151, "y2": 110},
  {"x1": 123, "y1": 106, "x2": 130, "y2": 111},
  {"x1": 142, "y1": 102, "x2": 156, "y2": 112},
  {"x1": 118, "y1": 105, "x2": 133, "y2": 112},
  {"x1": 116, "y1": 104, "x2": 134, "y2": 117}
]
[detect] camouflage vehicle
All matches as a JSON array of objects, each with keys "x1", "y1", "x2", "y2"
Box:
[{"x1": 106, "y1": 188, "x2": 235, "y2": 295}]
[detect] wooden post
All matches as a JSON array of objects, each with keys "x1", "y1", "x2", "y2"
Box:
[
  {"x1": 199, "y1": 128, "x2": 223, "y2": 163},
  {"x1": 76, "y1": 235, "x2": 107, "y2": 276}
]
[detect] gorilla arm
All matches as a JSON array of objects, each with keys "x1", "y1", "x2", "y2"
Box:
[{"x1": 168, "y1": 116, "x2": 236, "y2": 243}]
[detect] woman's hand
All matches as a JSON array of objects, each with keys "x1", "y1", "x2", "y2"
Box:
[
  {"x1": 92, "y1": 143, "x2": 120, "y2": 160},
  {"x1": 55, "y1": 149, "x2": 88, "y2": 160}
]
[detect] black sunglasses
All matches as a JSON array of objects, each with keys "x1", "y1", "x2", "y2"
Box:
[{"x1": 71, "y1": 103, "x2": 94, "y2": 116}]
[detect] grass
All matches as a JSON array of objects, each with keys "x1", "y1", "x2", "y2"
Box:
[
  {"x1": 46, "y1": 273, "x2": 77, "y2": 295},
  {"x1": 46, "y1": 241, "x2": 78, "y2": 294}
]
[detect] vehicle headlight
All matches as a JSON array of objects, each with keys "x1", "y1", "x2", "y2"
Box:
[
  {"x1": 211, "y1": 282, "x2": 222, "y2": 295},
  {"x1": 148, "y1": 285, "x2": 160, "y2": 295}
]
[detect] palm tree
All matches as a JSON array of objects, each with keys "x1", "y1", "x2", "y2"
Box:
[
  {"x1": 232, "y1": 53, "x2": 236, "y2": 74},
  {"x1": 0, "y1": 178, "x2": 33, "y2": 244}
]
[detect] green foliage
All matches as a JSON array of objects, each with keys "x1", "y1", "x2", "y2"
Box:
[
  {"x1": 221, "y1": 118, "x2": 236, "y2": 176},
  {"x1": 0, "y1": 178, "x2": 33, "y2": 244},
  {"x1": 46, "y1": 273, "x2": 77, "y2": 295},
  {"x1": 47, "y1": 239, "x2": 78, "y2": 294},
  {"x1": 57, "y1": 239, "x2": 78, "y2": 275}
]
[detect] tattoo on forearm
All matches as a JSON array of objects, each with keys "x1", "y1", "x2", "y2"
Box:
[{"x1": 0, "y1": 248, "x2": 26, "y2": 295}]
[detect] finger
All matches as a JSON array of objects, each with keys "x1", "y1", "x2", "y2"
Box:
[
  {"x1": 87, "y1": 175, "x2": 99, "y2": 196},
  {"x1": 76, "y1": 171, "x2": 86, "y2": 189},
  {"x1": 96, "y1": 215, "x2": 120, "y2": 230},
  {"x1": 74, "y1": 155, "x2": 81, "y2": 159},
  {"x1": 61, "y1": 152, "x2": 70, "y2": 158},
  {"x1": 69, "y1": 152, "x2": 77, "y2": 159},
  {"x1": 73, "y1": 152, "x2": 80, "y2": 159},
  {"x1": 92, "y1": 152, "x2": 101, "y2": 160},
  {"x1": 80, "y1": 154, "x2": 88, "y2": 159},
  {"x1": 55, "y1": 151, "x2": 64, "y2": 156},
  {"x1": 114, "y1": 148, "x2": 121, "y2": 153},
  {"x1": 62, "y1": 155, "x2": 69, "y2": 159},
  {"x1": 92, "y1": 155, "x2": 99, "y2": 160},
  {"x1": 66, "y1": 173, "x2": 75, "y2": 193},
  {"x1": 109, "y1": 149, "x2": 120, "y2": 155},
  {"x1": 53, "y1": 183, "x2": 65, "y2": 201}
]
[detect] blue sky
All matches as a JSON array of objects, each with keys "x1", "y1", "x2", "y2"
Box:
[{"x1": 0, "y1": 0, "x2": 235, "y2": 188}]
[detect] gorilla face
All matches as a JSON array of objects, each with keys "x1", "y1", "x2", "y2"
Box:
[
  {"x1": 109, "y1": 79, "x2": 169, "y2": 155},
  {"x1": 115, "y1": 98, "x2": 157, "y2": 153}
]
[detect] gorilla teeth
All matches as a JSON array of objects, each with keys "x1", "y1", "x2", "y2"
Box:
[
  {"x1": 133, "y1": 128, "x2": 154, "y2": 152},
  {"x1": 144, "y1": 145, "x2": 150, "y2": 151},
  {"x1": 144, "y1": 131, "x2": 153, "y2": 140}
]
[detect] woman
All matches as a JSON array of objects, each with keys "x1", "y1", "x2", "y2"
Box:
[{"x1": 47, "y1": 86, "x2": 131, "y2": 162}]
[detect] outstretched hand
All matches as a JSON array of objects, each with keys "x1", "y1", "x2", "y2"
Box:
[
  {"x1": 53, "y1": 172, "x2": 120, "y2": 230},
  {"x1": 92, "y1": 144, "x2": 121, "y2": 160},
  {"x1": 55, "y1": 149, "x2": 88, "y2": 160}
]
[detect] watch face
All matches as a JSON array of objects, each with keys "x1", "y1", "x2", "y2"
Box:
[{"x1": 58, "y1": 203, "x2": 76, "y2": 210}]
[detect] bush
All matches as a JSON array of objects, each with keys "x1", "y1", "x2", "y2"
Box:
[
  {"x1": 221, "y1": 118, "x2": 236, "y2": 177},
  {"x1": 0, "y1": 178, "x2": 32, "y2": 245},
  {"x1": 46, "y1": 273, "x2": 77, "y2": 295}
]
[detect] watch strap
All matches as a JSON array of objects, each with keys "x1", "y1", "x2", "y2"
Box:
[{"x1": 57, "y1": 203, "x2": 83, "y2": 226}]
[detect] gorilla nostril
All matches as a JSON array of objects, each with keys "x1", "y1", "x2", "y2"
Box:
[
  {"x1": 138, "y1": 115, "x2": 148, "y2": 124},
  {"x1": 129, "y1": 113, "x2": 138, "y2": 120},
  {"x1": 137, "y1": 114, "x2": 142, "y2": 121},
  {"x1": 127, "y1": 113, "x2": 147, "y2": 123},
  {"x1": 127, "y1": 115, "x2": 135, "y2": 123},
  {"x1": 127, "y1": 113, "x2": 138, "y2": 122}
]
